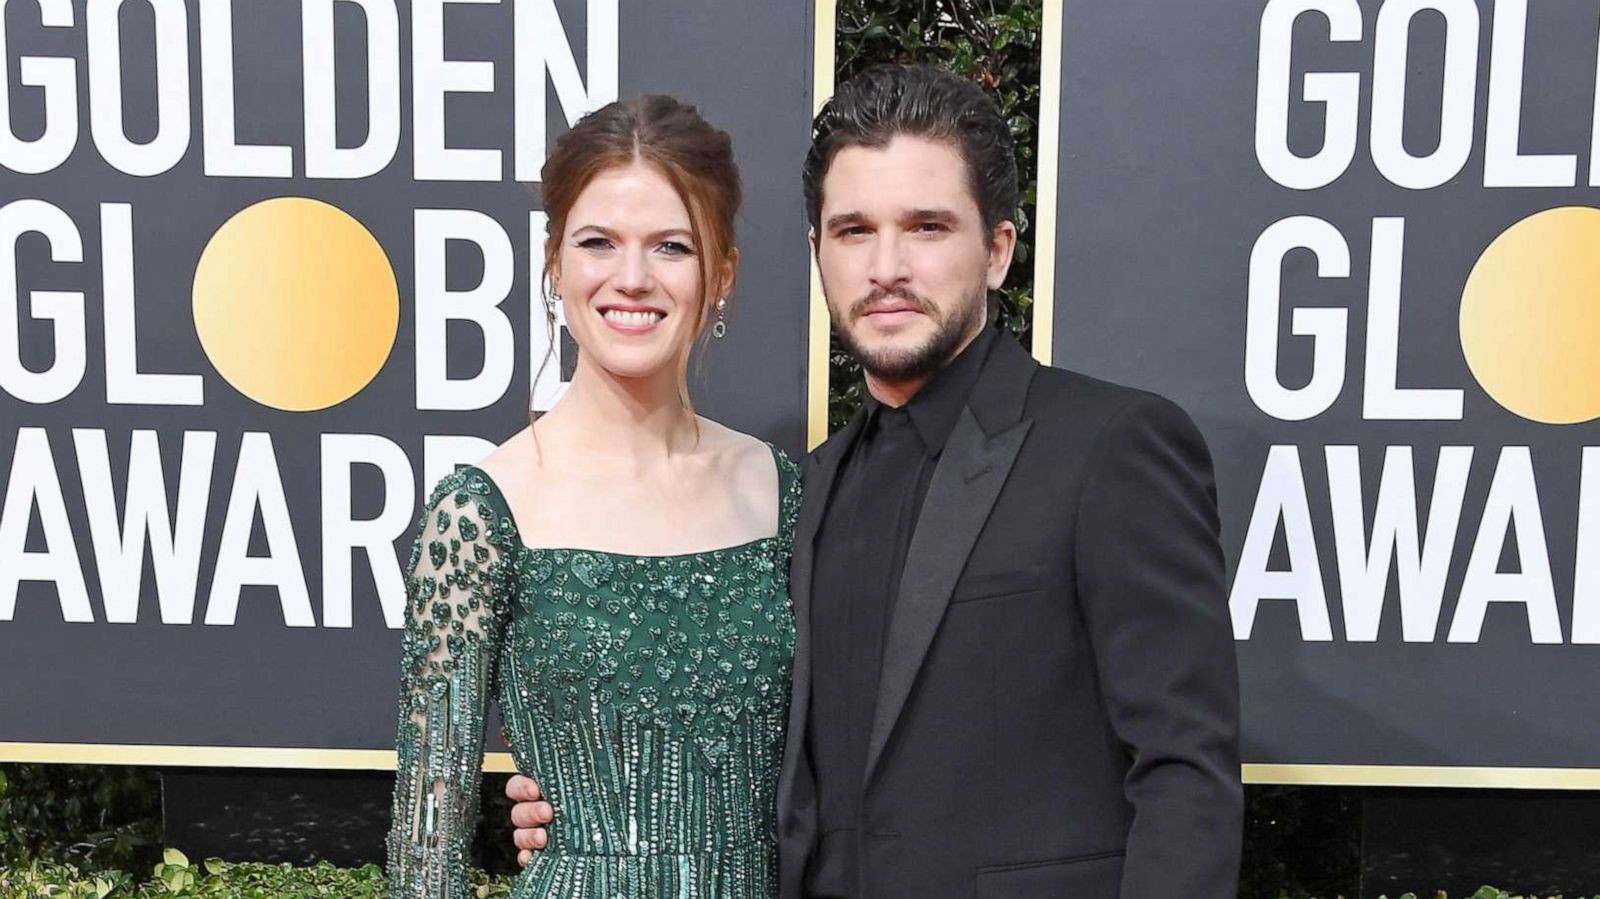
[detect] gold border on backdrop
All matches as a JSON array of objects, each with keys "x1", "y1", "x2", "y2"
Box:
[
  {"x1": 1031, "y1": 0, "x2": 1600, "y2": 792},
  {"x1": 1245, "y1": 765, "x2": 1600, "y2": 790},
  {"x1": 0, "y1": 742, "x2": 515, "y2": 773},
  {"x1": 3, "y1": 0, "x2": 840, "y2": 774},
  {"x1": 1031, "y1": 0, "x2": 1063, "y2": 366},
  {"x1": 808, "y1": 0, "x2": 837, "y2": 450},
  {"x1": 11, "y1": 740, "x2": 1600, "y2": 789}
]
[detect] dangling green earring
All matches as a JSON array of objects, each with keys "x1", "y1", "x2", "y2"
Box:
[{"x1": 712, "y1": 297, "x2": 728, "y2": 338}]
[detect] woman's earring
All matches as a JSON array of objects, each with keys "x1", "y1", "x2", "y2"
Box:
[
  {"x1": 712, "y1": 297, "x2": 728, "y2": 339},
  {"x1": 545, "y1": 293, "x2": 560, "y2": 322}
]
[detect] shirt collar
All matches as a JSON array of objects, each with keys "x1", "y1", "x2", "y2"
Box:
[{"x1": 864, "y1": 321, "x2": 999, "y2": 455}]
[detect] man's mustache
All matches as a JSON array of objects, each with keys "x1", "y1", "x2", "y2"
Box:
[{"x1": 849, "y1": 287, "x2": 936, "y2": 321}]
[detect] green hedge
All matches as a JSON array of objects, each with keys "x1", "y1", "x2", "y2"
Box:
[
  {"x1": 0, "y1": 856, "x2": 1583, "y2": 899},
  {"x1": 0, "y1": 850, "x2": 512, "y2": 898}
]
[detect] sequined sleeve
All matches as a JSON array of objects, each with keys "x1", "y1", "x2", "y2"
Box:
[{"x1": 387, "y1": 471, "x2": 510, "y2": 899}]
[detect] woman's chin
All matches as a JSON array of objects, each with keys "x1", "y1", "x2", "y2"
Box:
[{"x1": 586, "y1": 351, "x2": 679, "y2": 384}]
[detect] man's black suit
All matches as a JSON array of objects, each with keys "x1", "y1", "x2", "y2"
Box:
[{"x1": 777, "y1": 330, "x2": 1242, "y2": 899}]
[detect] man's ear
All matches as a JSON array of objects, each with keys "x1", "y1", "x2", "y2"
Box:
[
  {"x1": 808, "y1": 227, "x2": 818, "y2": 259},
  {"x1": 985, "y1": 219, "x2": 1018, "y2": 291}
]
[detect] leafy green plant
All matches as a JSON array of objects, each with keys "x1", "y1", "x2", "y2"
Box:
[
  {"x1": 0, "y1": 850, "x2": 514, "y2": 898},
  {"x1": 0, "y1": 762, "x2": 162, "y2": 874}
]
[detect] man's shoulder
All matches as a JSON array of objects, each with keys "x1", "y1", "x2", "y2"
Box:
[{"x1": 1027, "y1": 365, "x2": 1196, "y2": 433}]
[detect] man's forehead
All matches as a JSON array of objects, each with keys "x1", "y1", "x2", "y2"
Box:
[{"x1": 818, "y1": 135, "x2": 976, "y2": 215}]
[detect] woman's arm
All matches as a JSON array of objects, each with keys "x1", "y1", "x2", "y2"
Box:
[{"x1": 387, "y1": 474, "x2": 510, "y2": 898}]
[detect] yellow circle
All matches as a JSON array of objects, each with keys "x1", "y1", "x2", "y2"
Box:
[
  {"x1": 193, "y1": 197, "x2": 398, "y2": 412},
  {"x1": 1460, "y1": 206, "x2": 1600, "y2": 425}
]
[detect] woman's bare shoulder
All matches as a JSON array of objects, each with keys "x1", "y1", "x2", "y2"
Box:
[
  {"x1": 475, "y1": 426, "x2": 540, "y2": 489},
  {"x1": 693, "y1": 417, "x2": 779, "y2": 487}
]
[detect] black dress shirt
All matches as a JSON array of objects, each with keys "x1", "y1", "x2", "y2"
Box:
[{"x1": 804, "y1": 324, "x2": 999, "y2": 899}]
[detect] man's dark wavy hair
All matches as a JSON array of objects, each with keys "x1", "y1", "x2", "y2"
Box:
[{"x1": 803, "y1": 63, "x2": 1019, "y2": 235}]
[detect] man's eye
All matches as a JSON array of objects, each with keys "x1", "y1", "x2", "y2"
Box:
[{"x1": 914, "y1": 222, "x2": 948, "y2": 233}]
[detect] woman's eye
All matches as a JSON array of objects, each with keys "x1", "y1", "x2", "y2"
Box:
[
  {"x1": 577, "y1": 236, "x2": 612, "y2": 250},
  {"x1": 659, "y1": 241, "x2": 694, "y2": 256}
]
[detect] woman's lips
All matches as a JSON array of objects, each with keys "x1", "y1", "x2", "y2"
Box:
[{"x1": 600, "y1": 307, "x2": 665, "y2": 333}]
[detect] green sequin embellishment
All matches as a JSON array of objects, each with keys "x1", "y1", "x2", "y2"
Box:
[{"x1": 388, "y1": 451, "x2": 801, "y2": 899}]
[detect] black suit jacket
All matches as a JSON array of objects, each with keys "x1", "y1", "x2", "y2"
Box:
[{"x1": 777, "y1": 332, "x2": 1241, "y2": 899}]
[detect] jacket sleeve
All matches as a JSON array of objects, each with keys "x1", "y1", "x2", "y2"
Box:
[
  {"x1": 1073, "y1": 394, "x2": 1242, "y2": 899},
  {"x1": 386, "y1": 474, "x2": 510, "y2": 899}
]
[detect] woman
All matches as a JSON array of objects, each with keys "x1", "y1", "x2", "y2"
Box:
[{"x1": 386, "y1": 95, "x2": 800, "y2": 899}]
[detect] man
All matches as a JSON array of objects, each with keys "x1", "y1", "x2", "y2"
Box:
[{"x1": 510, "y1": 64, "x2": 1241, "y2": 898}]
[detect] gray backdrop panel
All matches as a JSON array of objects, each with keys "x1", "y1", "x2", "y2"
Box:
[
  {"x1": 1051, "y1": 0, "x2": 1599, "y2": 767},
  {"x1": 0, "y1": 0, "x2": 814, "y2": 753}
]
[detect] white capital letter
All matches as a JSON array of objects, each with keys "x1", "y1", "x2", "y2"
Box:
[
  {"x1": 75, "y1": 429, "x2": 215, "y2": 624},
  {"x1": 413, "y1": 209, "x2": 515, "y2": 409},
  {"x1": 1369, "y1": 0, "x2": 1478, "y2": 190},
  {"x1": 321, "y1": 433, "x2": 414, "y2": 628},
  {"x1": 0, "y1": 427, "x2": 92, "y2": 622},
  {"x1": 205, "y1": 433, "x2": 315, "y2": 627},
  {"x1": 513, "y1": 0, "x2": 618, "y2": 180},
  {"x1": 1484, "y1": 0, "x2": 1576, "y2": 188},
  {"x1": 101, "y1": 203, "x2": 204, "y2": 404},
  {"x1": 200, "y1": 0, "x2": 293, "y2": 178},
  {"x1": 1449, "y1": 447, "x2": 1561, "y2": 644},
  {"x1": 86, "y1": 0, "x2": 190, "y2": 177},
  {"x1": 412, "y1": 0, "x2": 500, "y2": 181},
  {"x1": 1230, "y1": 445, "x2": 1333, "y2": 641},
  {"x1": 1246, "y1": 216, "x2": 1350, "y2": 421},
  {"x1": 1327, "y1": 445, "x2": 1472, "y2": 642},
  {"x1": 304, "y1": 0, "x2": 402, "y2": 179},
  {"x1": 1362, "y1": 218, "x2": 1462, "y2": 420},
  {"x1": 0, "y1": 0, "x2": 78, "y2": 174},
  {"x1": 1255, "y1": 0, "x2": 1362, "y2": 189},
  {"x1": 1, "y1": 198, "x2": 85, "y2": 404}
]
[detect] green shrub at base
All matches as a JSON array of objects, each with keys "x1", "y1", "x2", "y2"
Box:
[
  {"x1": 0, "y1": 850, "x2": 513, "y2": 899},
  {"x1": 0, "y1": 861, "x2": 1593, "y2": 899}
]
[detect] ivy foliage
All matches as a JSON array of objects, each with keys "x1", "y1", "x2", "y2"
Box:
[
  {"x1": 0, "y1": 763, "x2": 162, "y2": 875},
  {"x1": 0, "y1": 855, "x2": 1584, "y2": 899},
  {"x1": 0, "y1": 849, "x2": 513, "y2": 898}
]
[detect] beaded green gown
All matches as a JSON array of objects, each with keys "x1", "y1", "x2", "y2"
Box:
[{"x1": 386, "y1": 449, "x2": 801, "y2": 899}]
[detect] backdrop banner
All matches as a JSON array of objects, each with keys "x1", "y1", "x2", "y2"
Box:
[
  {"x1": 1046, "y1": 0, "x2": 1600, "y2": 771},
  {"x1": 0, "y1": 0, "x2": 815, "y2": 760}
]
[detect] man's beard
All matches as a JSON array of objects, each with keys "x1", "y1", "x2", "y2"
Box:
[{"x1": 832, "y1": 281, "x2": 988, "y2": 382}]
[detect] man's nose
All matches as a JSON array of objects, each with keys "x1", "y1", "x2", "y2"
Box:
[{"x1": 868, "y1": 233, "x2": 910, "y2": 289}]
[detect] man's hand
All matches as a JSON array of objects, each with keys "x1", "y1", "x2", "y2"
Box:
[{"x1": 506, "y1": 774, "x2": 553, "y2": 867}]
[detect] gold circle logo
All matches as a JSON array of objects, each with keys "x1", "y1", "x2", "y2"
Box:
[
  {"x1": 193, "y1": 197, "x2": 398, "y2": 412},
  {"x1": 1459, "y1": 205, "x2": 1600, "y2": 425}
]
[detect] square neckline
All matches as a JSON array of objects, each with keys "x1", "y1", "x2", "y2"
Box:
[{"x1": 462, "y1": 441, "x2": 794, "y2": 561}]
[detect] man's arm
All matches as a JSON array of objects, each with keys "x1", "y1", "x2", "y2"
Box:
[
  {"x1": 506, "y1": 775, "x2": 553, "y2": 867},
  {"x1": 1074, "y1": 393, "x2": 1242, "y2": 899}
]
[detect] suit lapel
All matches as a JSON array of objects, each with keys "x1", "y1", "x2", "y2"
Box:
[
  {"x1": 863, "y1": 408, "x2": 1032, "y2": 784},
  {"x1": 861, "y1": 332, "x2": 1041, "y2": 786},
  {"x1": 777, "y1": 410, "x2": 864, "y2": 816},
  {"x1": 789, "y1": 410, "x2": 863, "y2": 647}
]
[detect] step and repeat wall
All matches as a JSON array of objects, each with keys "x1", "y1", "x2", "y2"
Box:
[
  {"x1": 1041, "y1": 0, "x2": 1600, "y2": 781},
  {"x1": 0, "y1": 0, "x2": 819, "y2": 766}
]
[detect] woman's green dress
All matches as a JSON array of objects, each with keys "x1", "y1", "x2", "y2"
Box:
[{"x1": 386, "y1": 448, "x2": 800, "y2": 899}]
